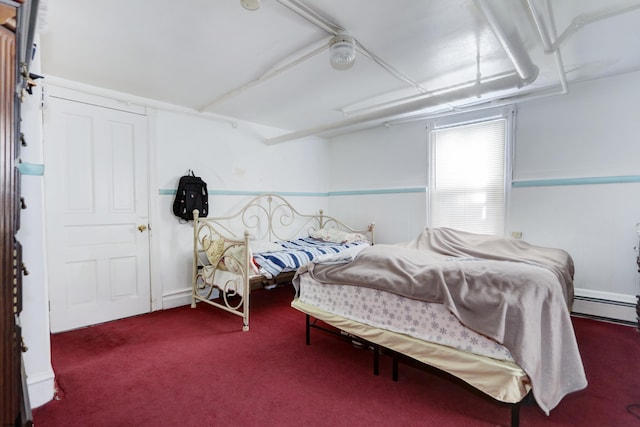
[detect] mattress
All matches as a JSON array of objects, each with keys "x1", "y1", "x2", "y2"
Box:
[
  {"x1": 253, "y1": 237, "x2": 369, "y2": 278},
  {"x1": 200, "y1": 239, "x2": 369, "y2": 298},
  {"x1": 296, "y1": 272, "x2": 515, "y2": 362}
]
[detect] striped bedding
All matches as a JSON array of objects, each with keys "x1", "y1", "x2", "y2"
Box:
[{"x1": 253, "y1": 237, "x2": 369, "y2": 278}]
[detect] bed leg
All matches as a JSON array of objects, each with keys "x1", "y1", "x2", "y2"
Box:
[
  {"x1": 392, "y1": 352, "x2": 399, "y2": 382},
  {"x1": 373, "y1": 344, "x2": 379, "y2": 376},
  {"x1": 511, "y1": 402, "x2": 520, "y2": 427},
  {"x1": 305, "y1": 314, "x2": 311, "y2": 345}
]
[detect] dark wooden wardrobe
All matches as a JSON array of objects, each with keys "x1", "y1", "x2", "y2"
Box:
[{"x1": 1, "y1": 1, "x2": 38, "y2": 425}]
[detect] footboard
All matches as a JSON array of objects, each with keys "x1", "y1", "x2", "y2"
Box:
[
  {"x1": 191, "y1": 193, "x2": 374, "y2": 331},
  {"x1": 192, "y1": 214, "x2": 254, "y2": 330}
]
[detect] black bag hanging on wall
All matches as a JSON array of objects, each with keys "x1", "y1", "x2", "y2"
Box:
[{"x1": 172, "y1": 170, "x2": 208, "y2": 221}]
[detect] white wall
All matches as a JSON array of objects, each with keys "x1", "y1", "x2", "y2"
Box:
[
  {"x1": 151, "y1": 109, "x2": 330, "y2": 308},
  {"x1": 511, "y1": 71, "x2": 640, "y2": 317},
  {"x1": 327, "y1": 122, "x2": 429, "y2": 244},
  {"x1": 18, "y1": 39, "x2": 56, "y2": 408},
  {"x1": 327, "y1": 70, "x2": 640, "y2": 321},
  {"x1": 514, "y1": 72, "x2": 640, "y2": 180}
]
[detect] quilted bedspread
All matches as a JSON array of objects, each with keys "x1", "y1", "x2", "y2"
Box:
[{"x1": 295, "y1": 227, "x2": 587, "y2": 415}]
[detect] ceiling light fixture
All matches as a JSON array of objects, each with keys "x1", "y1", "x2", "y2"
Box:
[
  {"x1": 241, "y1": 0, "x2": 261, "y2": 11},
  {"x1": 329, "y1": 34, "x2": 356, "y2": 70}
]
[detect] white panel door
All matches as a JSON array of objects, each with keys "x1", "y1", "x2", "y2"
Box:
[{"x1": 44, "y1": 96, "x2": 150, "y2": 332}]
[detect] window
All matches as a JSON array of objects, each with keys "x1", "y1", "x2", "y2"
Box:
[{"x1": 428, "y1": 107, "x2": 513, "y2": 235}]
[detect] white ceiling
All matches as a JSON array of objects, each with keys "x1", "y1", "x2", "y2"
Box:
[{"x1": 38, "y1": 0, "x2": 640, "y2": 141}]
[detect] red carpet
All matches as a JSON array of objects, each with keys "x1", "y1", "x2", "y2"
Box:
[{"x1": 33, "y1": 286, "x2": 640, "y2": 426}]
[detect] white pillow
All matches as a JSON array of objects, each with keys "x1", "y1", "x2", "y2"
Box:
[
  {"x1": 309, "y1": 228, "x2": 369, "y2": 244},
  {"x1": 202, "y1": 236, "x2": 225, "y2": 266},
  {"x1": 224, "y1": 244, "x2": 259, "y2": 275},
  {"x1": 249, "y1": 240, "x2": 283, "y2": 254},
  {"x1": 202, "y1": 236, "x2": 259, "y2": 275}
]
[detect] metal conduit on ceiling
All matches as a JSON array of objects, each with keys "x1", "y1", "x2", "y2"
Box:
[{"x1": 265, "y1": 0, "x2": 540, "y2": 143}]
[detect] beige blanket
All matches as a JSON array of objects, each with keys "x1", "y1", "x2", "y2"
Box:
[{"x1": 295, "y1": 228, "x2": 587, "y2": 415}]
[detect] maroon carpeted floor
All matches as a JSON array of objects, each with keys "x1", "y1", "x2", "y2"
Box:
[{"x1": 33, "y1": 286, "x2": 640, "y2": 426}]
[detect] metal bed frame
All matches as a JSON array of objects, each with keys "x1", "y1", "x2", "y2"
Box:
[
  {"x1": 191, "y1": 193, "x2": 374, "y2": 331},
  {"x1": 296, "y1": 304, "x2": 534, "y2": 427}
]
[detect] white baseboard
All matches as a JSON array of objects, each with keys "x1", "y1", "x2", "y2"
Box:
[
  {"x1": 162, "y1": 287, "x2": 219, "y2": 310},
  {"x1": 27, "y1": 369, "x2": 56, "y2": 408},
  {"x1": 161, "y1": 287, "x2": 193, "y2": 309},
  {"x1": 161, "y1": 287, "x2": 221, "y2": 310},
  {"x1": 572, "y1": 288, "x2": 637, "y2": 324}
]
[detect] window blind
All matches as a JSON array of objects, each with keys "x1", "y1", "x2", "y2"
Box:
[{"x1": 430, "y1": 118, "x2": 506, "y2": 235}]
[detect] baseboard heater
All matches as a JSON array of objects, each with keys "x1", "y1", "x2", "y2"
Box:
[{"x1": 571, "y1": 295, "x2": 639, "y2": 330}]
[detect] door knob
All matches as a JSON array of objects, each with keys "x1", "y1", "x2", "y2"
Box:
[{"x1": 138, "y1": 224, "x2": 148, "y2": 232}]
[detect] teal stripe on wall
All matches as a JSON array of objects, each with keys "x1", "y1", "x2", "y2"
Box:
[
  {"x1": 159, "y1": 187, "x2": 427, "y2": 197},
  {"x1": 159, "y1": 189, "x2": 328, "y2": 197},
  {"x1": 156, "y1": 177, "x2": 640, "y2": 196},
  {"x1": 512, "y1": 175, "x2": 640, "y2": 188},
  {"x1": 17, "y1": 163, "x2": 45, "y2": 176},
  {"x1": 329, "y1": 187, "x2": 426, "y2": 196}
]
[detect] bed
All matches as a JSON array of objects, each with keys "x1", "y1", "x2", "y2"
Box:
[
  {"x1": 191, "y1": 193, "x2": 374, "y2": 331},
  {"x1": 291, "y1": 227, "x2": 588, "y2": 427}
]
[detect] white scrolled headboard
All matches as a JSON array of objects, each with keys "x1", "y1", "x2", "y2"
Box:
[{"x1": 192, "y1": 193, "x2": 374, "y2": 244}]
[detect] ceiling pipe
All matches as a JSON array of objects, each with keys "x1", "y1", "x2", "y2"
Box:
[
  {"x1": 200, "y1": 0, "x2": 428, "y2": 113},
  {"x1": 266, "y1": 0, "x2": 541, "y2": 144},
  {"x1": 549, "y1": 2, "x2": 640, "y2": 53},
  {"x1": 526, "y1": 0, "x2": 640, "y2": 96},
  {"x1": 276, "y1": 0, "x2": 344, "y2": 34},
  {"x1": 526, "y1": 0, "x2": 568, "y2": 95},
  {"x1": 265, "y1": 71, "x2": 526, "y2": 144},
  {"x1": 473, "y1": 0, "x2": 539, "y2": 85},
  {"x1": 382, "y1": 81, "x2": 572, "y2": 128},
  {"x1": 276, "y1": 0, "x2": 427, "y2": 93},
  {"x1": 355, "y1": 42, "x2": 427, "y2": 94},
  {"x1": 527, "y1": 0, "x2": 640, "y2": 94},
  {"x1": 381, "y1": 0, "x2": 607, "y2": 132},
  {"x1": 526, "y1": 0, "x2": 554, "y2": 51},
  {"x1": 199, "y1": 37, "x2": 331, "y2": 111},
  {"x1": 526, "y1": 0, "x2": 640, "y2": 54},
  {"x1": 340, "y1": 70, "x2": 516, "y2": 117}
]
